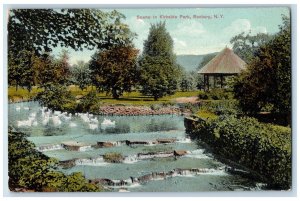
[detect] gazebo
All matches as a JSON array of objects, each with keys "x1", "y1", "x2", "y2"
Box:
[{"x1": 198, "y1": 47, "x2": 246, "y2": 91}]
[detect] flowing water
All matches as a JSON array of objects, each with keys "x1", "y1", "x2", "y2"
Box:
[{"x1": 8, "y1": 101, "x2": 265, "y2": 192}]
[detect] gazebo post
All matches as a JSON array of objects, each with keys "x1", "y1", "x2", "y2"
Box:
[
  {"x1": 213, "y1": 75, "x2": 216, "y2": 88},
  {"x1": 207, "y1": 75, "x2": 210, "y2": 91},
  {"x1": 220, "y1": 75, "x2": 223, "y2": 88}
]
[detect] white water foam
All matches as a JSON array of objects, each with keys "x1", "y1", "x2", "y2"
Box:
[
  {"x1": 123, "y1": 155, "x2": 139, "y2": 164},
  {"x1": 75, "y1": 157, "x2": 108, "y2": 166},
  {"x1": 36, "y1": 144, "x2": 64, "y2": 152},
  {"x1": 79, "y1": 145, "x2": 93, "y2": 152},
  {"x1": 69, "y1": 122, "x2": 77, "y2": 127},
  {"x1": 176, "y1": 137, "x2": 192, "y2": 143},
  {"x1": 184, "y1": 149, "x2": 210, "y2": 159}
]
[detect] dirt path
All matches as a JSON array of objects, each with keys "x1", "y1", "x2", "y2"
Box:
[{"x1": 172, "y1": 96, "x2": 199, "y2": 104}]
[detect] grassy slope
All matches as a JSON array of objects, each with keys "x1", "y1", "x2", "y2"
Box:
[{"x1": 8, "y1": 86, "x2": 199, "y2": 105}]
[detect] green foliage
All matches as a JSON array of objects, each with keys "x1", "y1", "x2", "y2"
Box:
[
  {"x1": 76, "y1": 91, "x2": 99, "y2": 113},
  {"x1": 139, "y1": 22, "x2": 181, "y2": 100},
  {"x1": 185, "y1": 116, "x2": 291, "y2": 189},
  {"x1": 103, "y1": 152, "x2": 124, "y2": 163},
  {"x1": 196, "y1": 110, "x2": 218, "y2": 120},
  {"x1": 198, "y1": 89, "x2": 233, "y2": 100},
  {"x1": 90, "y1": 46, "x2": 139, "y2": 99},
  {"x1": 179, "y1": 70, "x2": 197, "y2": 91},
  {"x1": 230, "y1": 32, "x2": 272, "y2": 63},
  {"x1": 70, "y1": 61, "x2": 92, "y2": 91},
  {"x1": 199, "y1": 100, "x2": 240, "y2": 116},
  {"x1": 35, "y1": 84, "x2": 76, "y2": 111},
  {"x1": 8, "y1": 9, "x2": 133, "y2": 55},
  {"x1": 8, "y1": 130, "x2": 101, "y2": 192},
  {"x1": 8, "y1": 50, "x2": 36, "y2": 91},
  {"x1": 233, "y1": 16, "x2": 291, "y2": 114}
]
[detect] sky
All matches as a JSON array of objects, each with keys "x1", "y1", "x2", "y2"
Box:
[{"x1": 53, "y1": 7, "x2": 290, "y2": 65}]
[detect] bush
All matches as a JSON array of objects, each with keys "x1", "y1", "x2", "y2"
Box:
[
  {"x1": 76, "y1": 91, "x2": 99, "y2": 113},
  {"x1": 198, "y1": 89, "x2": 233, "y2": 100},
  {"x1": 103, "y1": 152, "x2": 124, "y2": 163},
  {"x1": 185, "y1": 115, "x2": 291, "y2": 189},
  {"x1": 199, "y1": 100, "x2": 240, "y2": 116},
  {"x1": 8, "y1": 130, "x2": 102, "y2": 192},
  {"x1": 35, "y1": 84, "x2": 76, "y2": 111}
]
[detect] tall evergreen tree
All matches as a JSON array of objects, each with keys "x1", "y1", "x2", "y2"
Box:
[{"x1": 139, "y1": 22, "x2": 181, "y2": 100}]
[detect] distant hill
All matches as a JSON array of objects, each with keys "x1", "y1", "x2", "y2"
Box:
[{"x1": 176, "y1": 53, "x2": 218, "y2": 72}]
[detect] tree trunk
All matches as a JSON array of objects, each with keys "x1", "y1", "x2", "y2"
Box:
[{"x1": 112, "y1": 89, "x2": 120, "y2": 99}]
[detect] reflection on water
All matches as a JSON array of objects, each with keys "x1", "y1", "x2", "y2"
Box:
[{"x1": 8, "y1": 101, "x2": 264, "y2": 192}]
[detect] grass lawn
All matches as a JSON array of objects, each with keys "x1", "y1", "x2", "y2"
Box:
[
  {"x1": 8, "y1": 85, "x2": 200, "y2": 105},
  {"x1": 8, "y1": 86, "x2": 42, "y2": 102}
]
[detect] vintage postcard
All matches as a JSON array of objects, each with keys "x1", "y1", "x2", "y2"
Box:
[{"x1": 6, "y1": 6, "x2": 292, "y2": 193}]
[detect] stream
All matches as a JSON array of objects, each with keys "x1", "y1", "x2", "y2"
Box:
[{"x1": 8, "y1": 101, "x2": 265, "y2": 192}]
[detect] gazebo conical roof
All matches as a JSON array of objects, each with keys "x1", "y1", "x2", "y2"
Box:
[{"x1": 198, "y1": 47, "x2": 246, "y2": 74}]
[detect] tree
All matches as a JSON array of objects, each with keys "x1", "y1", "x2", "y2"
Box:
[
  {"x1": 139, "y1": 22, "x2": 181, "y2": 100},
  {"x1": 233, "y1": 16, "x2": 291, "y2": 114},
  {"x1": 8, "y1": 50, "x2": 35, "y2": 91},
  {"x1": 179, "y1": 70, "x2": 197, "y2": 91},
  {"x1": 89, "y1": 46, "x2": 139, "y2": 98},
  {"x1": 35, "y1": 84, "x2": 76, "y2": 111},
  {"x1": 54, "y1": 49, "x2": 71, "y2": 84},
  {"x1": 8, "y1": 9, "x2": 134, "y2": 91},
  {"x1": 230, "y1": 32, "x2": 272, "y2": 63},
  {"x1": 8, "y1": 9, "x2": 133, "y2": 55},
  {"x1": 70, "y1": 61, "x2": 92, "y2": 91}
]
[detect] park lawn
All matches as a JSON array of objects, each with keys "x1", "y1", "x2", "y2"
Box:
[
  {"x1": 8, "y1": 85, "x2": 199, "y2": 105},
  {"x1": 8, "y1": 86, "x2": 42, "y2": 102}
]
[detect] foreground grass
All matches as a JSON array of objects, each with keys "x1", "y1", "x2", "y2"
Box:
[{"x1": 8, "y1": 85, "x2": 199, "y2": 105}]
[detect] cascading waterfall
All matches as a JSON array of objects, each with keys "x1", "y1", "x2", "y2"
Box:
[
  {"x1": 36, "y1": 144, "x2": 64, "y2": 152},
  {"x1": 75, "y1": 157, "x2": 108, "y2": 166},
  {"x1": 9, "y1": 102, "x2": 264, "y2": 192}
]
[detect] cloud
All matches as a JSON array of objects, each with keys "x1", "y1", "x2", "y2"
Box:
[
  {"x1": 223, "y1": 19, "x2": 267, "y2": 36},
  {"x1": 125, "y1": 17, "x2": 150, "y2": 53},
  {"x1": 125, "y1": 17, "x2": 268, "y2": 56},
  {"x1": 172, "y1": 20, "x2": 206, "y2": 37}
]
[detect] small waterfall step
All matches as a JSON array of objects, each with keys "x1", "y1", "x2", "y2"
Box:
[{"x1": 89, "y1": 167, "x2": 229, "y2": 188}]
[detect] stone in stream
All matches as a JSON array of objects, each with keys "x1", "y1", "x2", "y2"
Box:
[
  {"x1": 125, "y1": 140, "x2": 151, "y2": 146},
  {"x1": 59, "y1": 159, "x2": 76, "y2": 169},
  {"x1": 174, "y1": 150, "x2": 188, "y2": 156},
  {"x1": 138, "y1": 173, "x2": 153, "y2": 183},
  {"x1": 97, "y1": 141, "x2": 115, "y2": 148},
  {"x1": 137, "y1": 151, "x2": 174, "y2": 160},
  {"x1": 156, "y1": 138, "x2": 177, "y2": 144},
  {"x1": 61, "y1": 141, "x2": 92, "y2": 151}
]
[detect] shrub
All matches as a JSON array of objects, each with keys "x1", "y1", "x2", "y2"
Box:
[
  {"x1": 8, "y1": 130, "x2": 102, "y2": 192},
  {"x1": 185, "y1": 115, "x2": 291, "y2": 189},
  {"x1": 198, "y1": 89, "x2": 233, "y2": 100},
  {"x1": 103, "y1": 152, "x2": 124, "y2": 163},
  {"x1": 76, "y1": 91, "x2": 99, "y2": 113},
  {"x1": 35, "y1": 84, "x2": 76, "y2": 111},
  {"x1": 199, "y1": 100, "x2": 240, "y2": 115}
]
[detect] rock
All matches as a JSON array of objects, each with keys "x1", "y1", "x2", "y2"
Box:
[
  {"x1": 97, "y1": 141, "x2": 115, "y2": 148},
  {"x1": 174, "y1": 150, "x2": 188, "y2": 156},
  {"x1": 125, "y1": 140, "x2": 150, "y2": 146},
  {"x1": 59, "y1": 159, "x2": 76, "y2": 169},
  {"x1": 156, "y1": 138, "x2": 176, "y2": 144},
  {"x1": 61, "y1": 141, "x2": 90, "y2": 151}
]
